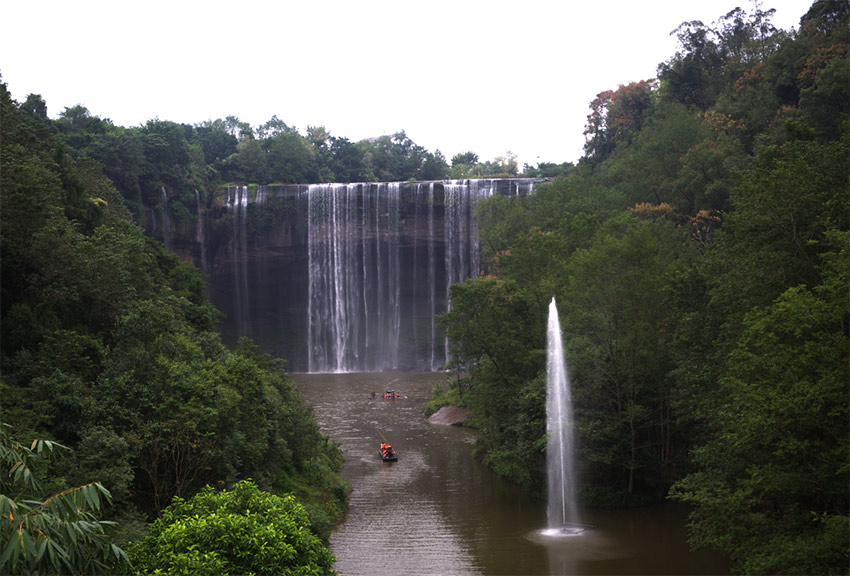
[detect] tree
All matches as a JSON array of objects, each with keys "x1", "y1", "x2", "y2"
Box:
[
  {"x1": 265, "y1": 130, "x2": 318, "y2": 184},
  {"x1": 439, "y1": 277, "x2": 546, "y2": 492},
  {"x1": 583, "y1": 80, "x2": 657, "y2": 163},
  {"x1": 20, "y1": 94, "x2": 47, "y2": 121},
  {"x1": 128, "y1": 480, "x2": 336, "y2": 576},
  {"x1": 419, "y1": 149, "x2": 449, "y2": 180},
  {"x1": 195, "y1": 119, "x2": 238, "y2": 165},
  {"x1": 329, "y1": 136, "x2": 371, "y2": 182},
  {"x1": 564, "y1": 213, "x2": 681, "y2": 501},
  {"x1": 451, "y1": 151, "x2": 479, "y2": 167},
  {"x1": 670, "y1": 233, "x2": 849, "y2": 574},
  {"x1": 0, "y1": 423, "x2": 128, "y2": 575},
  {"x1": 707, "y1": 134, "x2": 849, "y2": 325},
  {"x1": 450, "y1": 151, "x2": 480, "y2": 178},
  {"x1": 658, "y1": 20, "x2": 724, "y2": 109}
]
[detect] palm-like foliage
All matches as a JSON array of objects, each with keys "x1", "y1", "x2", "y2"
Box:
[{"x1": 0, "y1": 423, "x2": 128, "y2": 575}]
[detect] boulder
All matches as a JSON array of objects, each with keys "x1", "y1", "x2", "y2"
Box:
[{"x1": 428, "y1": 406, "x2": 468, "y2": 426}]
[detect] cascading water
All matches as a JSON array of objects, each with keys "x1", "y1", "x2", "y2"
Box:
[
  {"x1": 545, "y1": 297, "x2": 582, "y2": 535},
  {"x1": 161, "y1": 187, "x2": 171, "y2": 252},
  {"x1": 194, "y1": 189, "x2": 208, "y2": 278},
  {"x1": 210, "y1": 178, "x2": 541, "y2": 373},
  {"x1": 229, "y1": 186, "x2": 250, "y2": 337}
]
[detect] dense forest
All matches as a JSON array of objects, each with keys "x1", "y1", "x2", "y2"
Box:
[
  {"x1": 1, "y1": 0, "x2": 848, "y2": 574},
  {"x1": 434, "y1": 1, "x2": 849, "y2": 574},
  {"x1": 0, "y1": 74, "x2": 349, "y2": 574}
]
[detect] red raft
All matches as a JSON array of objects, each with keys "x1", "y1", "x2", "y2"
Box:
[{"x1": 379, "y1": 442, "x2": 398, "y2": 462}]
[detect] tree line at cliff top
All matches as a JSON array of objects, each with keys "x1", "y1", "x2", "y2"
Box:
[
  {"x1": 1, "y1": 0, "x2": 848, "y2": 574},
  {"x1": 15, "y1": 84, "x2": 570, "y2": 223},
  {"x1": 433, "y1": 1, "x2": 847, "y2": 574}
]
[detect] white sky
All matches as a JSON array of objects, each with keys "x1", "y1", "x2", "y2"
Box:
[{"x1": 1, "y1": 0, "x2": 812, "y2": 168}]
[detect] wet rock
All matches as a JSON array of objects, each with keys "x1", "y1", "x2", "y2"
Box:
[{"x1": 428, "y1": 406, "x2": 467, "y2": 426}]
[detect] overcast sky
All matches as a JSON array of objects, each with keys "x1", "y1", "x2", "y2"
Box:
[{"x1": 1, "y1": 0, "x2": 813, "y2": 168}]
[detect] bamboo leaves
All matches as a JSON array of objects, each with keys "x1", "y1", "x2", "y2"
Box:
[{"x1": 0, "y1": 423, "x2": 128, "y2": 575}]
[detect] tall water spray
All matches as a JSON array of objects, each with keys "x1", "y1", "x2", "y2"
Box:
[{"x1": 546, "y1": 297, "x2": 580, "y2": 530}]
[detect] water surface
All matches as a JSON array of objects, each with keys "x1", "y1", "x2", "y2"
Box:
[{"x1": 293, "y1": 372, "x2": 729, "y2": 576}]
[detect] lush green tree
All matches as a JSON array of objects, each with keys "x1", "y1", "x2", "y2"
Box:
[
  {"x1": 224, "y1": 115, "x2": 254, "y2": 140},
  {"x1": 670, "y1": 233, "x2": 849, "y2": 574},
  {"x1": 564, "y1": 213, "x2": 685, "y2": 501},
  {"x1": 329, "y1": 136, "x2": 372, "y2": 182},
  {"x1": 583, "y1": 80, "x2": 658, "y2": 163},
  {"x1": 195, "y1": 118, "x2": 238, "y2": 165},
  {"x1": 0, "y1": 424, "x2": 129, "y2": 575},
  {"x1": 20, "y1": 93, "x2": 48, "y2": 122},
  {"x1": 265, "y1": 130, "x2": 318, "y2": 184},
  {"x1": 449, "y1": 151, "x2": 481, "y2": 178},
  {"x1": 451, "y1": 151, "x2": 479, "y2": 167},
  {"x1": 257, "y1": 115, "x2": 291, "y2": 139},
  {"x1": 358, "y1": 131, "x2": 430, "y2": 181},
  {"x1": 657, "y1": 19, "x2": 724, "y2": 110},
  {"x1": 595, "y1": 100, "x2": 705, "y2": 210},
  {"x1": 227, "y1": 137, "x2": 267, "y2": 183},
  {"x1": 420, "y1": 149, "x2": 450, "y2": 180},
  {"x1": 1, "y1": 81, "x2": 348, "y2": 540},
  {"x1": 707, "y1": 132, "x2": 849, "y2": 326},
  {"x1": 522, "y1": 161, "x2": 573, "y2": 178},
  {"x1": 128, "y1": 480, "x2": 336, "y2": 576},
  {"x1": 439, "y1": 277, "x2": 546, "y2": 492}
]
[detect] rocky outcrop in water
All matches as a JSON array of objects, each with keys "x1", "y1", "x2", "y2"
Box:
[{"x1": 428, "y1": 406, "x2": 468, "y2": 426}]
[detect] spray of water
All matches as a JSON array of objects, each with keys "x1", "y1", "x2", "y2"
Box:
[{"x1": 546, "y1": 297, "x2": 581, "y2": 534}]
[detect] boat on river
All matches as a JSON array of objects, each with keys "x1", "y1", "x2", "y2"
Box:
[
  {"x1": 381, "y1": 389, "x2": 405, "y2": 400},
  {"x1": 379, "y1": 442, "x2": 398, "y2": 462}
]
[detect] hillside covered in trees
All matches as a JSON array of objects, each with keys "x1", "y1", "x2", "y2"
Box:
[
  {"x1": 436, "y1": 1, "x2": 848, "y2": 573},
  {"x1": 1, "y1": 0, "x2": 848, "y2": 574},
  {"x1": 0, "y1": 77, "x2": 349, "y2": 574}
]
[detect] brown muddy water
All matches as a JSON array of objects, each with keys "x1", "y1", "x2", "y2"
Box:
[{"x1": 292, "y1": 371, "x2": 730, "y2": 576}]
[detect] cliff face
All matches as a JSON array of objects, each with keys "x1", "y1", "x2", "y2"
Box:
[{"x1": 145, "y1": 179, "x2": 543, "y2": 372}]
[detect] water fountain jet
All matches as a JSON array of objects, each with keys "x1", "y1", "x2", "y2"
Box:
[{"x1": 545, "y1": 297, "x2": 583, "y2": 537}]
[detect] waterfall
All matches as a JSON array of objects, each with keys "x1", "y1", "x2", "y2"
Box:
[
  {"x1": 546, "y1": 297, "x2": 581, "y2": 532},
  {"x1": 307, "y1": 183, "x2": 402, "y2": 373},
  {"x1": 229, "y1": 185, "x2": 250, "y2": 337},
  {"x1": 161, "y1": 187, "x2": 171, "y2": 251},
  {"x1": 200, "y1": 178, "x2": 541, "y2": 372},
  {"x1": 304, "y1": 180, "x2": 509, "y2": 373},
  {"x1": 194, "y1": 190, "x2": 208, "y2": 278},
  {"x1": 427, "y1": 183, "x2": 438, "y2": 371}
]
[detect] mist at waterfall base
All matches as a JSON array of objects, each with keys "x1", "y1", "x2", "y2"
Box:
[{"x1": 542, "y1": 297, "x2": 584, "y2": 538}]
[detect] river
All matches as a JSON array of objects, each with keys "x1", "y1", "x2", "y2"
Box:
[{"x1": 292, "y1": 371, "x2": 730, "y2": 576}]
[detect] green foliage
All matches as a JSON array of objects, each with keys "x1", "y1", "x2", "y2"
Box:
[
  {"x1": 583, "y1": 80, "x2": 657, "y2": 163},
  {"x1": 671, "y1": 234, "x2": 849, "y2": 573},
  {"x1": 128, "y1": 480, "x2": 336, "y2": 576},
  {"x1": 424, "y1": 381, "x2": 464, "y2": 418},
  {"x1": 0, "y1": 423, "x2": 129, "y2": 575},
  {"x1": 1, "y1": 78, "x2": 347, "y2": 550},
  {"x1": 708, "y1": 132, "x2": 849, "y2": 325},
  {"x1": 439, "y1": 278, "x2": 546, "y2": 494},
  {"x1": 439, "y1": 8, "x2": 849, "y2": 572},
  {"x1": 564, "y1": 213, "x2": 686, "y2": 499}
]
